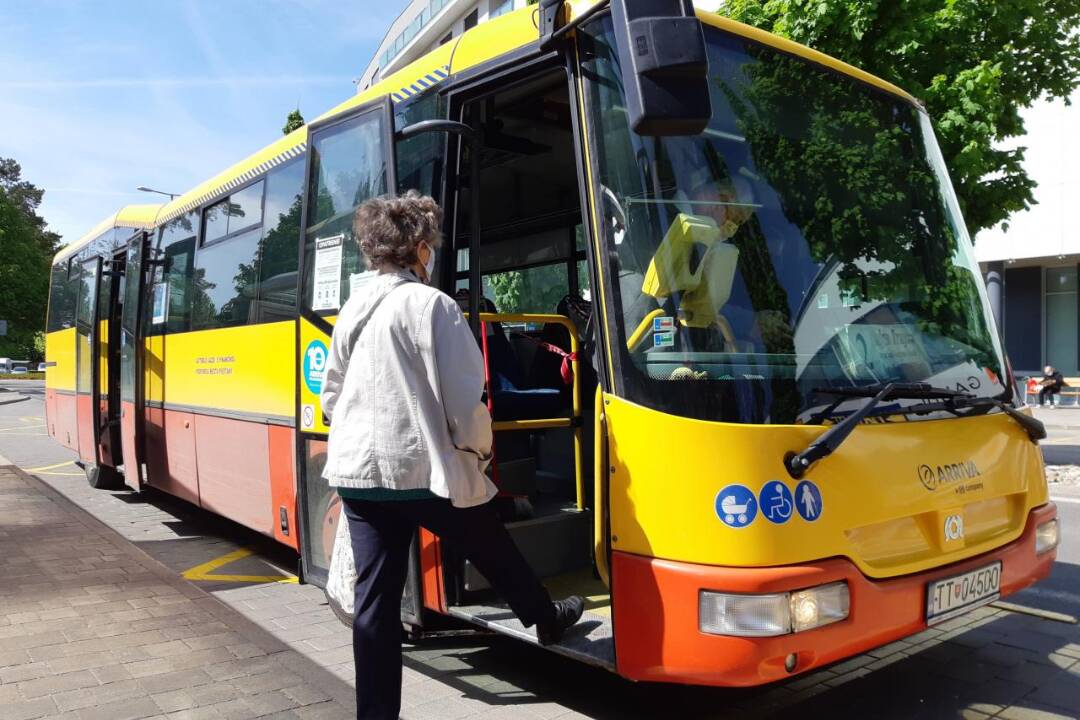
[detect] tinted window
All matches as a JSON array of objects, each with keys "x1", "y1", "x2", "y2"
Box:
[
  {"x1": 395, "y1": 92, "x2": 445, "y2": 203},
  {"x1": 204, "y1": 180, "x2": 265, "y2": 244},
  {"x1": 152, "y1": 212, "x2": 198, "y2": 334},
  {"x1": 47, "y1": 264, "x2": 79, "y2": 332},
  {"x1": 257, "y1": 159, "x2": 305, "y2": 322},
  {"x1": 191, "y1": 228, "x2": 261, "y2": 330},
  {"x1": 303, "y1": 109, "x2": 389, "y2": 312}
]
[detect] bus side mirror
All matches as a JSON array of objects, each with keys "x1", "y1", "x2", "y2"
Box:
[{"x1": 610, "y1": 0, "x2": 711, "y2": 136}]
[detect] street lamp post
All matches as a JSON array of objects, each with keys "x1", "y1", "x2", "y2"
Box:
[{"x1": 136, "y1": 186, "x2": 179, "y2": 200}]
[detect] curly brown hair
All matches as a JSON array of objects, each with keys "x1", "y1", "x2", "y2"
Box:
[{"x1": 353, "y1": 190, "x2": 444, "y2": 270}]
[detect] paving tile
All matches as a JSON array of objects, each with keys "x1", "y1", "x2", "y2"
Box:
[
  {"x1": 54, "y1": 679, "x2": 146, "y2": 712},
  {"x1": 17, "y1": 668, "x2": 100, "y2": 699},
  {"x1": 74, "y1": 695, "x2": 164, "y2": 720},
  {"x1": 2, "y1": 697, "x2": 58, "y2": 720}
]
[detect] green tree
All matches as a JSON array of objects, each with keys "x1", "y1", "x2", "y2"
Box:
[
  {"x1": 283, "y1": 108, "x2": 305, "y2": 135},
  {"x1": 720, "y1": 0, "x2": 1080, "y2": 234},
  {"x1": 0, "y1": 158, "x2": 61, "y2": 360}
]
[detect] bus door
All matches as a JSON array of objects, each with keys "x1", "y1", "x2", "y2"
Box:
[
  {"x1": 74, "y1": 257, "x2": 102, "y2": 465},
  {"x1": 295, "y1": 96, "x2": 398, "y2": 587},
  {"x1": 435, "y1": 65, "x2": 609, "y2": 656},
  {"x1": 119, "y1": 232, "x2": 149, "y2": 490},
  {"x1": 95, "y1": 248, "x2": 125, "y2": 470}
]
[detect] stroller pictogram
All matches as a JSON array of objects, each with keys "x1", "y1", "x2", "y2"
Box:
[{"x1": 721, "y1": 495, "x2": 749, "y2": 525}]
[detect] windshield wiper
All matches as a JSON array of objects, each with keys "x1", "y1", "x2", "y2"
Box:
[{"x1": 787, "y1": 383, "x2": 1045, "y2": 479}]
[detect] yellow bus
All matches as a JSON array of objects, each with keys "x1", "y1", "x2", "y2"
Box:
[{"x1": 45, "y1": 0, "x2": 1058, "y2": 686}]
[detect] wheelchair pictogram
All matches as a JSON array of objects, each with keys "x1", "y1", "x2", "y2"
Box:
[{"x1": 759, "y1": 480, "x2": 794, "y2": 524}]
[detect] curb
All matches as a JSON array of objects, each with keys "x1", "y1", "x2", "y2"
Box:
[
  {"x1": 4, "y1": 462, "x2": 356, "y2": 712},
  {"x1": 0, "y1": 395, "x2": 29, "y2": 406}
]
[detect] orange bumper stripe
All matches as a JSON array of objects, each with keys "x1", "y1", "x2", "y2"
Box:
[{"x1": 613, "y1": 503, "x2": 1058, "y2": 686}]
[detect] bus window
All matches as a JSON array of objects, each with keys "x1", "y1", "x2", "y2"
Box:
[
  {"x1": 190, "y1": 180, "x2": 266, "y2": 330},
  {"x1": 302, "y1": 104, "x2": 391, "y2": 313},
  {"x1": 152, "y1": 212, "x2": 198, "y2": 334},
  {"x1": 395, "y1": 92, "x2": 445, "y2": 203},
  {"x1": 256, "y1": 159, "x2": 305, "y2": 323},
  {"x1": 191, "y1": 227, "x2": 262, "y2": 330},
  {"x1": 47, "y1": 263, "x2": 78, "y2": 332}
]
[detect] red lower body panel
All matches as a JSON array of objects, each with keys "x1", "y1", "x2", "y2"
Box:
[
  {"x1": 613, "y1": 503, "x2": 1058, "y2": 687},
  {"x1": 138, "y1": 407, "x2": 297, "y2": 548}
]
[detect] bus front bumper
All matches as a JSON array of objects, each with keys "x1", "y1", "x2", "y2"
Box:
[{"x1": 611, "y1": 503, "x2": 1058, "y2": 687}]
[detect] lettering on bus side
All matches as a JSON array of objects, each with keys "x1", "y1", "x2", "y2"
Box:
[{"x1": 917, "y1": 461, "x2": 981, "y2": 492}]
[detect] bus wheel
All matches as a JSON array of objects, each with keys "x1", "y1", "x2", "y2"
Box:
[{"x1": 86, "y1": 464, "x2": 124, "y2": 490}]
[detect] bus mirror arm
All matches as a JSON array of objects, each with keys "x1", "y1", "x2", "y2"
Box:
[
  {"x1": 397, "y1": 120, "x2": 483, "y2": 340},
  {"x1": 786, "y1": 384, "x2": 896, "y2": 480}
]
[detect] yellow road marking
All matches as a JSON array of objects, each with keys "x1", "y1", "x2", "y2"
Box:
[
  {"x1": 24, "y1": 460, "x2": 85, "y2": 476},
  {"x1": 181, "y1": 547, "x2": 298, "y2": 584},
  {"x1": 26, "y1": 460, "x2": 78, "y2": 472},
  {"x1": 0, "y1": 424, "x2": 46, "y2": 432}
]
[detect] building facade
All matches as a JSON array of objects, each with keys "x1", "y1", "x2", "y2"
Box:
[
  {"x1": 358, "y1": 0, "x2": 527, "y2": 92},
  {"x1": 976, "y1": 93, "x2": 1080, "y2": 377}
]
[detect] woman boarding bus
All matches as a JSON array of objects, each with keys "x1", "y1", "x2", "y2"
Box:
[{"x1": 44, "y1": 0, "x2": 1057, "y2": 687}]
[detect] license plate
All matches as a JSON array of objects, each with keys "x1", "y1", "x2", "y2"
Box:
[{"x1": 926, "y1": 562, "x2": 1002, "y2": 625}]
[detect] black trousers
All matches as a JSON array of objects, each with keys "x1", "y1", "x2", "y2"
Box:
[
  {"x1": 1039, "y1": 386, "x2": 1061, "y2": 405},
  {"x1": 342, "y1": 496, "x2": 554, "y2": 720}
]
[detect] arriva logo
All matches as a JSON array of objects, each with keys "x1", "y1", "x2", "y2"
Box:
[
  {"x1": 917, "y1": 461, "x2": 981, "y2": 491},
  {"x1": 944, "y1": 514, "x2": 965, "y2": 542}
]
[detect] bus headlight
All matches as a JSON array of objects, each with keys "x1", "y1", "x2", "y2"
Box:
[
  {"x1": 790, "y1": 582, "x2": 849, "y2": 633},
  {"x1": 699, "y1": 592, "x2": 790, "y2": 637},
  {"x1": 1036, "y1": 519, "x2": 1059, "y2": 555},
  {"x1": 699, "y1": 582, "x2": 849, "y2": 637}
]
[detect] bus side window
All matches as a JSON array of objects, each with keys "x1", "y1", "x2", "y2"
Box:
[
  {"x1": 395, "y1": 91, "x2": 445, "y2": 204},
  {"x1": 151, "y1": 211, "x2": 198, "y2": 335},
  {"x1": 191, "y1": 180, "x2": 265, "y2": 330},
  {"x1": 47, "y1": 263, "x2": 79, "y2": 332},
  {"x1": 255, "y1": 159, "x2": 305, "y2": 323}
]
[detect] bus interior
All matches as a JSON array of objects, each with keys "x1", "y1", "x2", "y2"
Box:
[{"x1": 446, "y1": 70, "x2": 613, "y2": 663}]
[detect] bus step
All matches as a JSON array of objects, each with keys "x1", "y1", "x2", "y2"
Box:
[{"x1": 447, "y1": 602, "x2": 614, "y2": 670}]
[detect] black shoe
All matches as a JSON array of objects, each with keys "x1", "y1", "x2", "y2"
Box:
[{"x1": 536, "y1": 596, "x2": 585, "y2": 646}]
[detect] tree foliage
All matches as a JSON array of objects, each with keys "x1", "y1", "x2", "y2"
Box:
[
  {"x1": 283, "y1": 108, "x2": 306, "y2": 135},
  {"x1": 720, "y1": 0, "x2": 1080, "y2": 234},
  {"x1": 0, "y1": 158, "x2": 60, "y2": 360}
]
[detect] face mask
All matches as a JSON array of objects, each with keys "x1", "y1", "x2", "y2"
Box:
[{"x1": 421, "y1": 241, "x2": 436, "y2": 284}]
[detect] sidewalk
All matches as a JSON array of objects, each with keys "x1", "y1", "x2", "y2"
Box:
[{"x1": 0, "y1": 454, "x2": 354, "y2": 720}]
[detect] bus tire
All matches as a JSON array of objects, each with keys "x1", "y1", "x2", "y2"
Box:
[{"x1": 86, "y1": 464, "x2": 124, "y2": 490}]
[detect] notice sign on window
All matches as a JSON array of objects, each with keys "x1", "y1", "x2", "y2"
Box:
[
  {"x1": 312, "y1": 234, "x2": 344, "y2": 311},
  {"x1": 151, "y1": 282, "x2": 168, "y2": 324}
]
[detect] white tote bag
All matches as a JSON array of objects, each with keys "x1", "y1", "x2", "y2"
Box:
[{"x1": 325, "y1": 513, "x2": 356, "y2": 622}]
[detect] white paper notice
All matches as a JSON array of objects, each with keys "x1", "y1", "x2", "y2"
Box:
[
  {"x1": 312, "y1": 234, "x2": 344, "y2": 311},
  {"x1": 349, "y1": 270, "x2": 378, "y2": 299},
  {"x1": 151, "y1": 282, "x2": 168, "y2": 325}
]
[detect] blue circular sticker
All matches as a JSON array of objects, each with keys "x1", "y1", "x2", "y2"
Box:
[
  {"x1": 795, "y1": 480, "x2": 823, "y2": 522},
  {"x1": 715, "y1": 485, "x2": 758, "y2": 528},
  {"x1": 759, "y1": 480, "x2": 794, "y2": 524},
  {"x1": 303, "y1": 339, "x2": 329, "y2": 395}
]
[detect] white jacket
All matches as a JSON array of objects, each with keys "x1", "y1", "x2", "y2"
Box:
[{"x1": 320, "y1": 269, "x2": 497, "y2": 507}]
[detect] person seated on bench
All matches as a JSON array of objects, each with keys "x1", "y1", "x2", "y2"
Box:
[{"x1": 1039, "y1": 365, "x2": 1065, "y2": 407}]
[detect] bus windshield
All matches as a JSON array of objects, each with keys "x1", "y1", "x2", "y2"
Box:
[{"x1": 580, "y1": 17, "x2": 1007, "y2": 425}]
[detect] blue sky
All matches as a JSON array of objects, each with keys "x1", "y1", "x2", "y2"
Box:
[{"x1": 0, "y1": 0, "x2": 402, "y2": 246}]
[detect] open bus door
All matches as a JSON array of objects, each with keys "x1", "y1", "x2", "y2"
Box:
[
  {"x1": 74, "y1": 257, "x2": 101, "y2": 466},
  {"x1": 294, "y1": 96, "x2": 406, "y2": 592},
  {"x1": 118, "y1": 232, "x2": 150, "y2": 491},
  {"x1": 75, "y1": 253, "x2": 126, "y2": 490}
]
